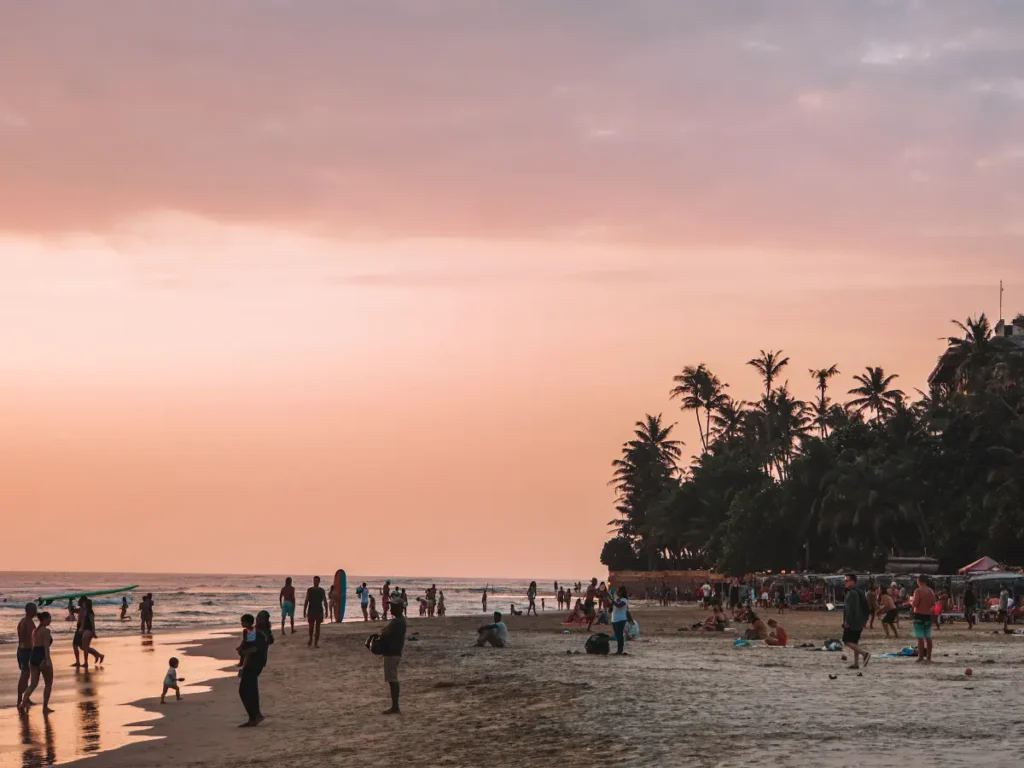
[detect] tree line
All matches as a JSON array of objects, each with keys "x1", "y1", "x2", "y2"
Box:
[{"x1": 602, "y1": 314, "x2": 1024, "y2": 576}]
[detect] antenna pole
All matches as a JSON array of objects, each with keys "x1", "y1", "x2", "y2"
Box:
[{"x1": 1000, "y1": 280, "x2": 1004, "y2": 322}]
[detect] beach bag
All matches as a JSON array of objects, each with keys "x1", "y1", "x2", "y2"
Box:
[
  {"x1": 366, "y1": 633, "x2": 385, "y2": 655},
  {"x1": 585, "y1": 633, "x2": 611, "y2": 655}
]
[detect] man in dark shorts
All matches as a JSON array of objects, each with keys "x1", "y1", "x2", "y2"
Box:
[
  {"x1": 16, "y1": 603, "x2": 37, "y2": 711},
  {"x1": 303, "y1": 576, "x2": 329, "y2": 648},
  {"x1": 584, "y1": 578, "x2": 598, "y2": 632},
  {"x1": 841, "y1": 573, "x2": 869, "y2": 669},
  {"x1": 378, "y1": 597, "x2": 407, "y2": 715},
  {"x1": 878, "y1": 588, "x2": 899, "y2": 638},
  {"x1": 280, "y1": 577, "x2": 297, "y2": 635}
]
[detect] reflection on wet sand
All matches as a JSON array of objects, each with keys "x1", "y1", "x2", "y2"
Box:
[
  {"x1": 0, "y1": 631, "x2": 232, "y2": 768},
  {"x1": 18, "y1": 715, "x2": 55, "y2": 768}
]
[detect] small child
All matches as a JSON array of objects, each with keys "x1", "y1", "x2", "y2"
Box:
[
  {"x1": 161, "y1": 657, "x2": 184, "y2": 703},
  {"x1": 237, "y1": 614, "x2": 256, "y2": 669}
]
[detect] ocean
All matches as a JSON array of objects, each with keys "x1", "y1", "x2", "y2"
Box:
[{"x1": 0, "y1": 572, "x2": 572, "y2": 643}]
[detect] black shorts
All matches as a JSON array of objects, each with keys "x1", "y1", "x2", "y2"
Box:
[
  {"x1": 307, "y1": 612, "x2": 324, "y2": 623},
  {"x1": 73, "y1": 631, "x2": 83, "y2": 649},
  {"x1": 842, "y1": 628, "x2": 862, "y2": 645},
  {"x1": 17, "y1": 648, "x2": 31, "y2": 671},
  {"x1": 882, "y1": 610, "x2": 898, "y2": 625}
]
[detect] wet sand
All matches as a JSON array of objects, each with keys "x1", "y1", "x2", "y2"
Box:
[
  {"x1": 10, "y1": 607, "x2": 1024, "y2": 768},
  {"x1": 0, "y1": 630, "x2": 235, "y2": 768}
]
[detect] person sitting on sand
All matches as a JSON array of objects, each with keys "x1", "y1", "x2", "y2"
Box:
[
  {"x1": 369, "y1": 595, "x2": 380, "y2": 621},
  {"x1": 701, "y1": 605, "x2": 727, "y2": 632},
  {"x1": 476, "y1": 611, "x2": 510, "y2": 647},
  {"x1": 509, "y1": 603, "x2": 523, "y2": 617},
  {"x1": 566, "y1": 599, "x2": 584, "y2": 623},
  {"x1": 765, "y1": 619, "x2": 788, "y2": 646},
  {"x1": 744, "y1": 611, "x2": 769, "y2": 641}
]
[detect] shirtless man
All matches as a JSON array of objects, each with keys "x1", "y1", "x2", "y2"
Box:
[
  {"x1": 303, "y1": 576, "x2": 329, "y2": 648},
  {"x1": 910, "y1": 575, "x2": 936, "y2": 663},
  {"x1": 280, "y1": 577, "x2": 297, "y2": 635},
  {"x1": 16, "y1": 603, "x2": 37, "y2": 711},
  {"x1": 381, "y1": 581, "x2": 392, "y2": 621},
  {"x1": 877, "y1": 587, "x2": 899, "y2": 638},
  {"x1": 426, "y1": 584, "x2": 437, "y2": 618},
  {"x1": 584, "y1": 578, "x2": 599, "y2": 632}
]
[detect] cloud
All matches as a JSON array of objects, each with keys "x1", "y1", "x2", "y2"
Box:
[{"x1": 0, "y1": 0, "x2": 1021, "y2": 259}]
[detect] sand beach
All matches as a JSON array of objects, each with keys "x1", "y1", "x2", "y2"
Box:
[{"x1": 11, "y1": 606, "x2": 1018, "y2": 768}]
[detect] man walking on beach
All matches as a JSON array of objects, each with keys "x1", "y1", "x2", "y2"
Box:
[
  {"x1": 841, "y1": 574, "x2": 870, "y2": 669},
  {"x1": 378, "y1": 596, "x2": 406, "y2": 715},
  {"x1": 911, "y1": 575, "x2": 936, "y2": 662},
  {"x1": 303, "y1": 576, "x2": 329, "y2": 648},
  {"x1": 16, "y1": 603, "x2": 37, "y2": 711},
  {"x1": 280, "y1": 577, "x2": 296, "y2": 635}
]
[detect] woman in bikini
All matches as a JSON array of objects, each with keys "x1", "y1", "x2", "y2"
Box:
[
  {"x1": 80, "y1": 598, "x2": 104, "y2": 668},
  {"x1": 24, "y1": 611, "x2": 55, "y2": 713}
]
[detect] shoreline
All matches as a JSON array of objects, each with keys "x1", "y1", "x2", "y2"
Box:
[{"x1": 50, "y1": 607, "x2": 1024, "y2": 768}]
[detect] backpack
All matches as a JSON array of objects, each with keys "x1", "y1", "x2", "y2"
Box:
[{"x1": 585, "y1": 633, "x2": 611, "y2": 655}]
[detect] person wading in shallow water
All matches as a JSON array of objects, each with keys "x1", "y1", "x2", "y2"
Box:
[{"x1": 378, "y1": 597, "x2": 406, "y2": 715}]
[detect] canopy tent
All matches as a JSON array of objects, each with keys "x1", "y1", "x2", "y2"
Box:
[{"x1": 959, "y1": 556, "x2": 1003, "y2": 574}]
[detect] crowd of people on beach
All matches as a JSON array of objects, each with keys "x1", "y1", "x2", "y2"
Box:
[{"x1": 13, "y1": 572, "x2": 1020, "y2": 730}]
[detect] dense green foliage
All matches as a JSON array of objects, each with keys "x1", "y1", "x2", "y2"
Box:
[{"x1": 602, "y1": 315, "x2": 1024, "y2": 575}]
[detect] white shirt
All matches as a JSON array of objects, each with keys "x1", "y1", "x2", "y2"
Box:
[
  {"x1": 358, "y1": 586, "x2": 369, "y2": 605},
  {"x1": 702, "y1": 585, "x2": 711, "y2": 598},
  {"x1": 494, "y1": 621, "x2": 509, "y2": 645},
  {"x1": 164, "y1": 667, "x2": 178, "y2": 686},
  {"x1": 612, "y1": 597, "x2": 629, "y2": 623}
]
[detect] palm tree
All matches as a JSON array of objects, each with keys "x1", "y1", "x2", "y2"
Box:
[
  {"x1": 847, "y1": 366, "x2": 905, "y2": 420},
  {"x1": 609, "y1": 414, "x2": 683, "y2": 550},
  {"x1": 670, "y1": 364, "x2": 728, "y2": 453},
  {"x1": 809, "y1": 365, "x2": 840, "y2": 438},
  {"x1": 762, "y1": 385, "x2": 811, "y2": 476},
  {"x1": 748, "y1": 350, "x2": 790, "y2": 400},
  {"x1": 711, "y1": 397, "x2": 747, "y2": 444}
]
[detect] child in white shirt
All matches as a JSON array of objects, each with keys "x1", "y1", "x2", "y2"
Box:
[{"x1": 161, "y1": 657, "x2": 184, "y2": 703}]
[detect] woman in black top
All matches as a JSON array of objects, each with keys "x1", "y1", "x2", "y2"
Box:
[{"x1": 238, "y1": 610, "x2": 274, "y2": 727}]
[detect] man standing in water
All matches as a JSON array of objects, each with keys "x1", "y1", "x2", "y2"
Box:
[
  {"x1": 911, "y1": 574, "x2": 936, "y2": 662},
  {"x1": 303, "y1": 576, "x2": 329, "y2": 648},
  {"x1": 482, "y1": 585, "x2": 488, "y2": 613},
  {"x1": 841, "y1": 574, "x2": 870, "y2": 669},
  {"x1": 426, "y1": 584, "x2": 437, "y2": 617},
  {"x1": 378, "y1": 596, "x2": 406, "y2": 715},
  {"x1": 280, "y1": 577, "x2": 296, "y2": 635},
  {"x1": 16, "y1": 603, "x2": 37, "y2": 711}
]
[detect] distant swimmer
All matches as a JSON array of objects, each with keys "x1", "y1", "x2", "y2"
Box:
[
  {"x1": 303, "y1": 576, "x2": 328, "y2": 648},
  {"x1": 16, "y1": 602, "x2": 38, "y2": 712},
  {"x1": 280, "y1": 578, "x2": 296, "y2": 635},
  {"x1": 120, "y1": 596, "x2": 129, "y2": 620}
]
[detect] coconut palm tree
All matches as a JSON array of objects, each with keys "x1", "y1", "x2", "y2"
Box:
[
  {"x1": 670, "y1": 364, "x2": 728, "y2": 453},
  {"x1": 609, "y1": 414, "x2": 683, "y2": 549},
  {"x1": 748, "y1": 350, "x2": 790, "y2": 401},
  {"x1": 847, "y1": 366, "x2": 905, "y2": 420},
  {"x1": 809, "y1": 365, "x2": 840, "y2": 438},
  {"x1": 711, "y1": 397, "x2": 747, "y2": 444},
  {"x1": 762, "y1": 385, "x2": 811, "y2": 476}
]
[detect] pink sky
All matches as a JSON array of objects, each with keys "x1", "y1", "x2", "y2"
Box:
[{"x1": 1, "y1": 2, "x2": 1023, "y2": 576}]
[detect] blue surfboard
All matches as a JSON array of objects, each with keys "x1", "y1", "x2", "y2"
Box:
[{"x1": 334, "y1": 569, "x2": 347, "y2": 622}]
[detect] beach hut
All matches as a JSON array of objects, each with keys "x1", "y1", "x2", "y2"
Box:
[{"x1": 958, "y1": 556, "x2": 1004, "y2": 574}]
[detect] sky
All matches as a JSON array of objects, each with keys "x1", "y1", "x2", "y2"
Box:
[{"x1": 1, "y1": 1, "x2": 1023, "y2": 577}]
